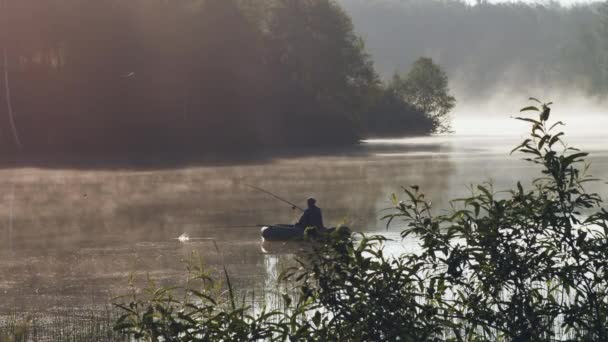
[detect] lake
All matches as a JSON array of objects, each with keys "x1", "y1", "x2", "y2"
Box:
[{"x1": 1, "y1": 125, "x2": 607, "y2": 316}]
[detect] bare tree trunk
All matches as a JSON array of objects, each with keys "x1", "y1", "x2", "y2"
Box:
[
  {"x1": 1, "y1": 0, "x2": 22, "y2": 150},
  {"x1": 3, "y1": 48, "x2": 22, "y2": 149}
]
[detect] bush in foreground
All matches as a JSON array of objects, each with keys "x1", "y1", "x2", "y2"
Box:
[{"x1": 114, "y1": 100, "x2": 608, "y2": 341}]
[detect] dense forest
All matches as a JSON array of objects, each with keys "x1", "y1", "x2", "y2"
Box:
[
  {"x1": 340, "y1": 0, "x2": 608, "y2": 100},
  {"x1": 0, "y1": 0, "x2": 440, "y2": 162},
  {"x1": 3, "y1": 0, "x2": 606, "y2": 161}
]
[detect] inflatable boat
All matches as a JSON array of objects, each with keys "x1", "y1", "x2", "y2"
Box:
[{"x1": 260, "y1": 224, "x2": 349, "y2": 242}]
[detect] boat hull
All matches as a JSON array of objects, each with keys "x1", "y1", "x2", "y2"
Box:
[{"x1": 260, "y1": 224, "x2": 346, "y2": 242}]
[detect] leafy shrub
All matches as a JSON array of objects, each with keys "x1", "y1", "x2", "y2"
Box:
[
  {"x1": 381, "y1": 99, "x2": 608, "y2": 340},
  {"x1": 115, "y1": 99, "x2": 608, "y2": 341}
]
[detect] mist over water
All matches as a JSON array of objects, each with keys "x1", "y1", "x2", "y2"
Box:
[
  {"x1": 1, "y1": 112, "x2": 607, "y2": 315},
  {"x1": 452, "y1": 94, "x2": 608, "y2": 140},
  {"x1": 2, "y1": 0, "x2": 608, "y2": 330}
]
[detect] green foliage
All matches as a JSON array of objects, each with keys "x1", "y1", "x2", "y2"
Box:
[
  {"x1": 2, "y1": 0, "x2": 430, "y2": 158},
  {"x1": 378, "y1": 99, "x2": 608, "y2": 339},
  {"x1": 391, "y1": 58, "x2": 456, "y2": 133},
  {"x1": 283, "y1": 99, "x2": 608, "y2": 340},
  {"x1": 362, "y1": 75, "x2": 435, "y2": 137},
  {"x1": 281, "y1": 234, "x2": 448, "y2": 341},
  {"x1": 360, "y1": 58, "x2": 454, "y2": 138},
  {"x1": 114, "y1": 100, "x2": 608, "y2": 340},
  {"x1": 266, "y1": 0, "x2": 381, "y2": 145}
]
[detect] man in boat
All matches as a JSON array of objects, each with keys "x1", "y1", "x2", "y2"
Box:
[{"x1": 296, "y1": 197, "x2": 324, "y2": 230}]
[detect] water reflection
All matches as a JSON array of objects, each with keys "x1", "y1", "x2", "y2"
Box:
[{"x1": 0, "y1": 135, "x2": 606, "y2": 314}]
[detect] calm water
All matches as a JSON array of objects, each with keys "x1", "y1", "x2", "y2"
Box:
[{"x1": 0, "y1": 131, "x2": 607, "y2": 314}]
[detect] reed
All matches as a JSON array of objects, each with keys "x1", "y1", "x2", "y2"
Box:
[{"x1": 0, "y1": 309, "x2": 127, "y2": 342}]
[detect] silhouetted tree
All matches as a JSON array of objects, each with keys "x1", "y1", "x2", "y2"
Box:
[
  {"x1": 267, "y1": 0, "x2": 380, "y2": 145},
  {"x1": 363, "y1": 77, "x2": 434, "y2": 137},
  {"x1": 392, "y1": 58, "x2": 455, "y2": 133},
  {"x1": 0, "y1": 0, "x2": 441, "y2": 163}
]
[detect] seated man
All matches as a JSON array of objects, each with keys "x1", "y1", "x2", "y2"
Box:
[{"x1": 296, "y1": 197, "x2": 324, "y2": 230}]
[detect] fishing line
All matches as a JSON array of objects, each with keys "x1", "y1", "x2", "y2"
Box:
[{"x1": 242, "y1": 183, "x2": 304, "y2": 212}]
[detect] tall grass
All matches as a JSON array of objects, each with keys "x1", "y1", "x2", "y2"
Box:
[{"x1": 0, "y1": 309, "x2": 126, "y2": 342}]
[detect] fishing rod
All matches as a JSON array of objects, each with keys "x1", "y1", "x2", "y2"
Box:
[{"x1": 244, "y1": 184, "x2": 305, "y2": 212}]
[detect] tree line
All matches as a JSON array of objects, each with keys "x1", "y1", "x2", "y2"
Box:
[
  {"x1": 0, "y1": 0, "x2": 452, "y2": 162},
  {"x1": 340, "y1": 0, "x2": 608, "y2": 101}
]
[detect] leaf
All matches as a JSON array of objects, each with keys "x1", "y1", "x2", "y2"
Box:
[
  {"x1": 563, "y1": 152, "x2": 589, "y2": 165},
  {"x1": 520, "y1": 106, "x2": 539, "y2": 112},
  {"x1": 515, "y1": 117, "x2": 540, "y2": 125},
  {"x1": 404, "y1": 188, "x2": 418, "y2": 204},
  {"x1": 222, "y1": 265, "x2": 236, "y2": 311},
  {"x1": 312, "y1": 311, "x2": 321, "y2": 327},
  {"x1": 519, "y1": 148, "x2": 542, "y2": 157},
  {"x1": 532, "y1": 123, "x2": 545, "y2": 134},
  {"x1": 549, "y1": 121, "x2": 565, "y2": 130},
  {"x1": 538, "y1": 135, "x2": 550, "y2": 150},
  {"x1": 548, "y1": 132, "x2": 564, "y2": 147},
  {"x1": 540, "y1": 106, "x2": 551, "y2": 121},
  {"x1": 384, "y1": 215, "x2": 396, "y2": 230},
  {"x1": 188, "y1": 290, "x2": 217, "y2": 305},
  {"x1": 529, "y1": 97, "x2": 542, "y2": 103},
  {"x1": 517, "y1": 181, "x2": 524, "y2": 196},
  {"x1": 510, "y1": 139, "x2": 532, "y2": 154},
  {"x1": 477, "y1": 185, "x2": 492, "y2": 200}
]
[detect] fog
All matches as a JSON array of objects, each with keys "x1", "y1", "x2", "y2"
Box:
[
  {"x1": 451, "y1": 90, "x2": 608, "y2": 137},
  {"x1": 340, "y1": 0, "x2": 608, "y2": 108},
  {"x1": 2, "y1": 1, "x2": 608, "y2": 329}
]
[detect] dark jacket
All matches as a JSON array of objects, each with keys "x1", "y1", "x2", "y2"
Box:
[{"x1": 297, "y1": 205, "x2": 324, "y2": 229}]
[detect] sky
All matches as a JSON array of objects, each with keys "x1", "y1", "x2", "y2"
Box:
[{"x1": 464, "y1": 0, "x2": 604, "y2": 5}]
